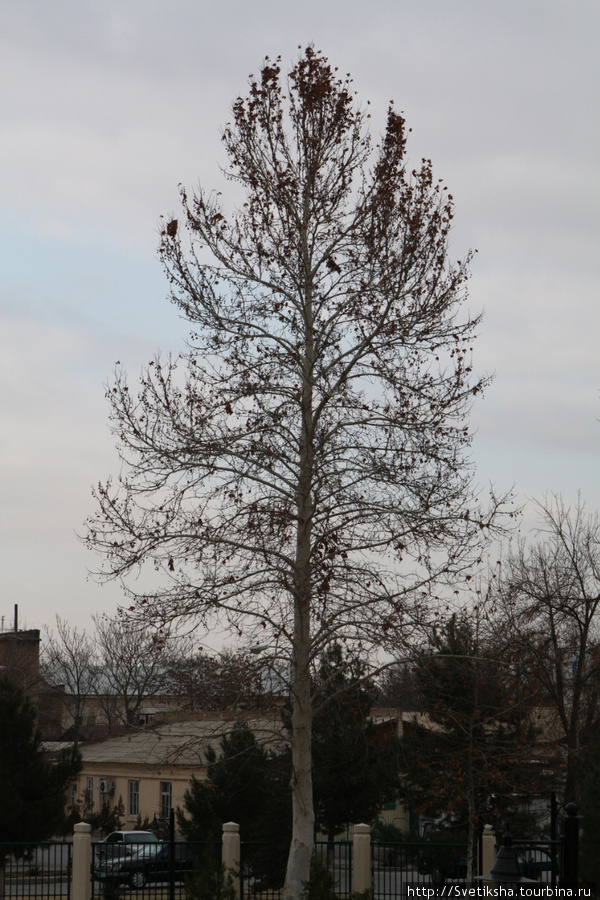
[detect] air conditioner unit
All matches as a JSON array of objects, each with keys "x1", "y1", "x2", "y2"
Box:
[{"x1": 99, "y1": 779, "x2": 114, "y2": 794}]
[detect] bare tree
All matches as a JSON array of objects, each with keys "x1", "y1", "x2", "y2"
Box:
[
  {"x1": 165, "y1": 643, "x2": 275, "y2": 711},
  {"x1": 92, "y1": 614, "x2": 168, "y2": 729},
  {"x1": 41, "y1": 616, "x2": 98, "y2": 743},
  {"x1": 500, "y1": 494, "x2": 600, "y2": 802},
  {"x1": 86, "y1": 49, "x2": 506, "y2": 899}
]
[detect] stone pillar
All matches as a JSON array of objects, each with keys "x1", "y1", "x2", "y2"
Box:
[
  {"x1": 481, "y1": 824, "x2": 496, "y2": 881},
  {"x1": 222, "y1": 821, "x2": 241, "y2": 899},
  {"x1": 72, "y1": 822, "x2": 92, "y2": 900},
  {"x1": 352, "y1": 823, "x2": 371, "y2": 894}
]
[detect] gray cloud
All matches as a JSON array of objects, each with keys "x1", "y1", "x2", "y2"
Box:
[{"x1": 0, "y1": 0, "x2": 598, "y2": 630}]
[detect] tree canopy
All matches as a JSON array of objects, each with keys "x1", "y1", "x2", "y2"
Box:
[
  {"x1": 178, "y1": 722, "x2": 291, "y2": 888},
  {"x1": 178, "y1": 722, "x2": 286, "y2": 842},
  {"x1": 311, "y1": 644, "x2": 401, "y2": 841},
  {"x1": 0, "y1": 676, "x2": 81, "y2": 844},
  {"x1": 398, "y1": 613, "x2": 542, "y2": 878},
  {"x1": 86, "y1": 48, "x2": 505, "y2": 899}
]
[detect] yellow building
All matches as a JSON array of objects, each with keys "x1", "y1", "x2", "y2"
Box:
[{"x1": 72, "y1": 712, "x2": 284, "y2": 832}]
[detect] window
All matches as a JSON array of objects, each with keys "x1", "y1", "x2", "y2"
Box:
[
  {"x1": 137, "y1": 712, "x2": 155, "y2": 726},
  {"x1": 85, "y1": 777, "x2": 94, "y2": 814},
  {"x1": 160, "y1": 781, "x2": 172, "y2": 819},
  {"x1": 69, "y1": 782, "x2": 77, "y2": 808},
  {"x1": 128, "y1": 780, "x2": 140, "y2": 817}
]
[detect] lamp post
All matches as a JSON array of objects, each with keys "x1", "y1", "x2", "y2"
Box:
[{"x1": 479, "y1": 823, "x2": 538, "y2": 886}]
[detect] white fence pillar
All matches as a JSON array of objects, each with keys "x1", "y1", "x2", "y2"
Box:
[
  {"x1": 222, "y1": 821, "x2": 241, "y2": 899},
  {"x1": 481, "y1": 824, "x2": 496, "y2": 880},
  {"x1": 72, "y1": 822, "x2": 92, "y2": 900},
  {"x1": 352, "y1": 823, "x2": 371, "y2": 894}
]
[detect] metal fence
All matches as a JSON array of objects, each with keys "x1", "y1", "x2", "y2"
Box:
[
  {"x1": 513, "y1": 841, "x2": 560, "y2": 888},
  {"x1": 0, "y1": 834, "x2": 561, "y2": 900},
  {"x1": 240, "y1": 841, "x2": 285, "y2": 900},
  {"x1": 372, "y1": 841, "x2": 468, "y2": 900},
  {"x1": 0, "y1": 841, "x2": 72, "y2": 899},
  {"x1": 315, "y1": 841, "x2": 352, "y2": 896},
  {"x1": 90, "y1": 840, "x2": 219, "y2": 900},
  {"x1": 0, "y1": 838, "x2": 472, "y2": 900},
  {"x1": 240, "y1": 840, "x2": 352, "y2": 900}
]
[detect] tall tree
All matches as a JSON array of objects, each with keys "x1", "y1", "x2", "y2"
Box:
[
  {"x1": 86, "y1": 49, "x2": 505, "y2": 899},
  {"x1": 179, "y1": 722, "x2": 289, "y2": 840},
  {"x1": 398, "y1": 612, "x2": 540, "y2": 880},
  {"x1": 0, "y1": 676, "x2": 81, "y2": 888},
  {"x1": 311, "y1": 644, "x2": 401, "y2": 841},
  {"x1": 179, "y1": 722, "x2": 291, "y2": 888},
  {"x1": 499, "y1": 494, "x2": 600, "y2": 802}
]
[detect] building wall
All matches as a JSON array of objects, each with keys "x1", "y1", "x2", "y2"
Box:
[
  {"x1": 378, "y1": 800, "x2": 410, "y2": 832},
  {"x1": 72, "y1": 761, "x2": 201, "y2": 834},
  {"x1": 0, "y1": 628, "x2": 65, "y2": 737},
  {"x1": 0, "y1": 629, "x2": 41, "y2": 702},
  {"x1": 60, "y1": 692, "x2": 186, "y2": 740}
]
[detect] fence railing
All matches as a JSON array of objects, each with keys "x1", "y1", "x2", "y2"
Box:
[
  {"x1": 0, "y1": 823, "x2": 566, "y2": 900},
  {"x1": 90, "y1": 839, "x2": 220, "y2": 899},
  {"x1": 372, "y1": 840, "x2": 469, "y2": 900},
  {"x1": 513, "y1": 841, "x2": 560, "y2": 888},
  {"x1": 240, "y1": 841, "x2": 286, "y2": 900},
  {"x1": 315, "y1": 841, "x2": 352, "y2": 895},
  {"x1": 0, "y1": 840, "x2": 72, "y2": 899}
]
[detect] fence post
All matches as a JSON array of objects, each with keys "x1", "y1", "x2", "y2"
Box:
[
  {"x1": 222, "y1": 821, "x2": 241, "y2": 899},
  {"x1": 481, "y1": 825, "x2": 496, "y2": 879},
  {"x1": 562, "y1": 802, "x2": 579, "y2": 888},
  {"x1": 352, "y1": 823, "x2": 371, "y2": 894},
  {"x1": 72, "y1": 822, "x2": 91, "y2": 900}
]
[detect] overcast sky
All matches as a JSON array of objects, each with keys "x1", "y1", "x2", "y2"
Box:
[{"x1": 1, "y1": 0, "x2": 598, "y2": 636}]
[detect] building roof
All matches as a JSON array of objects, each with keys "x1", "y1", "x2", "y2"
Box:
[{"x1": 77, "y1": 713, "x2": 285, "y2": 768}]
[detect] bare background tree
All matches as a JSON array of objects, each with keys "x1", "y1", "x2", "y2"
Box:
[
  {"x1": 500, "y1": 494, "x2": 600, "y2": 803},
  {"x1": 42, "y1": 614, "x2": 172, "y2": 738},
  {"x1": 86, "y1": 49, "x2": 507, "y2": 899},
  {"x1": 92, "y1": 614, "x2": 169, "y2": 729},
  {"x1": 165, "y1": 643, "x2": 276, "y2": 711},
  {"x1": 41, "y1": 617, "x2": 98, "y2": 744}
]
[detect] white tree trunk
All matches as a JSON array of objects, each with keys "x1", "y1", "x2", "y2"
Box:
[{"x1": 284, "y1": 668, "x2": 314, "y2": 900}]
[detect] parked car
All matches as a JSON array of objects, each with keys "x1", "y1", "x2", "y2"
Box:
[
  {"x1": 95, "y1": 841, "x2": 197, "y2": 889},
  {"x1": 417, "y1": 847, "x2": 468, "y2": 883},
  {"x1": 96, "y1": 831, "x2": 160, "y2": 850},
  {"x1": 419, "y1": 846, "x2": 554, "y2": 884},
  {"x1": 94, "y1": 831, "x2": 161, "y2": 864}
]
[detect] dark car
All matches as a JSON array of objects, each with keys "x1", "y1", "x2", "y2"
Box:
[
  {"x1": 419, "y1": 846, "x2": 554, "y2": 884},
  {"x1": 95, "y1": 841, "x2": 197, "y2": 889},
  {"x1": 417, "y1": 852, "x2": 467, "y2": 883}
]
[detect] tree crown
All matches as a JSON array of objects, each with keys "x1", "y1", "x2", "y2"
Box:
[{"x1": 87, "y1": 48, "x2": 501, "y2": 658}]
